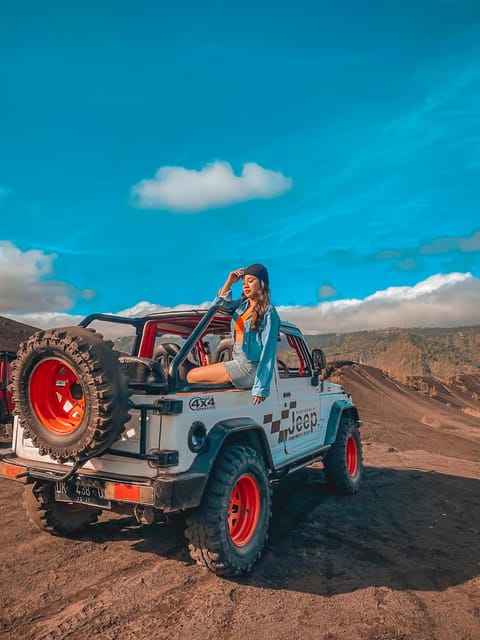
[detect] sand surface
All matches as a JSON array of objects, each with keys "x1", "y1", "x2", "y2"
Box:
[{"x1": 0, "y1": 363, "x2": 479, "y2": 640}]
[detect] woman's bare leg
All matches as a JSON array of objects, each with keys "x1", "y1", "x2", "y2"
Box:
[{"x1": 186, "y1": 362, "x2": 232, "y2": 385}]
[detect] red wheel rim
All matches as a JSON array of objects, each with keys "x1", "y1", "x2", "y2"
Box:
[
  {"x1": 228, "y1": 474, "x2": 260, "y2": 547},
  {"x1": 29, "y1": 358, "x2": 85, "y2": 435},
  {"x1": 346, "y1": 435, "x2": 358, "y2": 476}
]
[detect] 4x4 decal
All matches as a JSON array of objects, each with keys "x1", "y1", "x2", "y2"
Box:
[{"x1": 189, "y1": 395, "x2": 216, "y2": 411}]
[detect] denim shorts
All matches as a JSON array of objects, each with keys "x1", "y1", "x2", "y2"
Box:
[{"x1": 224, "y1": 343, "x2": 258, "y2": 389}]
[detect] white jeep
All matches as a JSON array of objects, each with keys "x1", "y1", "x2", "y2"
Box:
[{"x1": 0, "y1": 303, "x2": 362, "y2": 576}]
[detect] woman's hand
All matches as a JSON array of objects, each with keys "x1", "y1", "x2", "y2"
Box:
[
  {"x1": 227, "y1": 269, "x2": 244, "y2": 285},
  {"x1": 253, "y1": 395, "x2": 266, "y2": 405},
  {"x1": 219, "y1": 269, "x2": 244, "y2": 296}
]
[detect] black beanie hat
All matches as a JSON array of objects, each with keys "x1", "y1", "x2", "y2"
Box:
[{"x1": 243, "y1": 263, "x2": 269, "y2": 285}]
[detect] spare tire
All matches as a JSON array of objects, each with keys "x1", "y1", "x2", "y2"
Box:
[{"x1": 11, "y1": 326, "x2": 131, "y2": 462}]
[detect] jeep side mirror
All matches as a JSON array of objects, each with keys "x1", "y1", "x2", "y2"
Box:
[
  {"x1": 311, "y1": 348, "x2": 326, "y2": 387},
  {"x1": 312, "y1": 349, "x2": 326, "y2": 370}
]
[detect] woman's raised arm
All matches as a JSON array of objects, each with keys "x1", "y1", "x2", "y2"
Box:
[{"x1": 218, "y1": 269, "x2": 244, "y2": 297}]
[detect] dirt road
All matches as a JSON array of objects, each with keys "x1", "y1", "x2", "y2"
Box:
[{"x1": 1, "y1": 364, "x2": 479, "y2": 640}]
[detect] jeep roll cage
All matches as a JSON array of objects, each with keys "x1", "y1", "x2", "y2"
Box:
[{"x1": 79, "y1": 304, "x2": 321, "y2": 394}]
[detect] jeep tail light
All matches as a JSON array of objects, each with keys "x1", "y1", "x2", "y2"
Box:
[
  {"x1": 104, "y1": 482, "x2": 154, "y2": 505},
  {"x1": 112, "y1": 483, "x2": 140, "y2": 501},
  {"x1": 0, "y1": 461, "x2": 26, "y2": 482}
]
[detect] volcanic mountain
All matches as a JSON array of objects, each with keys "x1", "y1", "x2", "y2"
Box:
[
  {"x1": 306, "y1": 325, "x2": 480, "y2": 379},
  {"x1": 0, "y1": 316, "x2": 38, "y2": 352}
]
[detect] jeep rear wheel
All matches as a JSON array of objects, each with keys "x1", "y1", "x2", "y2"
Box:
[
  {"x1": 185, "y1": 445, "x2": 271, "y2": 576},
  {"x1": 12, "y1": 327, "x2": 130, "y2": 462},
  {"x1": 24, "y1": 481, "x2": 100, "y2": 537},
  {"x1": 323, "y1": 417, "x2": 363, "y2": 494}
]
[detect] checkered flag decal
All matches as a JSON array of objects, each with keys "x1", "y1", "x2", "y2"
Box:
[{"x1": 263, "y1": 401, "x2": 296, "y2": 444}]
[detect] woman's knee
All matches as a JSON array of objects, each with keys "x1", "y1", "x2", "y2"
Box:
[{"x1": 186, "y1": 367, "x2": 201, "y2": 383}]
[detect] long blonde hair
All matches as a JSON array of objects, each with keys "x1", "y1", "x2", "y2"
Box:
[{"x1": 251, "y1": 283, "x2": 271, "y2": 330}]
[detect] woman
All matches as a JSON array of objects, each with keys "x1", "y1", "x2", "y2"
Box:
[{"x1": 186, "y1": 263, "x2": 280, "y2": 404}]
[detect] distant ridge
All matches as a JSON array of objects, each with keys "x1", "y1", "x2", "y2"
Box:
[
  {"x1": 306, "y1": 325, "x2": 480, "y2": 379},
  {"x1": 1, "y1": 315, "x2": 479, "y2": 378},
  {"x1": 0, "y1": 316, "x2": 38, "y2": 352},
  {"x1": 329, "y1": 362, "x2": 480, "y2": 455}
]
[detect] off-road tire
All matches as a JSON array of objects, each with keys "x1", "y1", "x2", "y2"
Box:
[
  {"x1": 185, "y1": 445, "x2": 271, "y2": 576},
  {"x1": 24, "y1": 481, "x2": 100, "y2": 537},
  {"x1": 11, "y1": 326, "x2": 130, "y2": 462},
  {"x1": 323, "y1": 417, "x2": 363, "y2": 494}
]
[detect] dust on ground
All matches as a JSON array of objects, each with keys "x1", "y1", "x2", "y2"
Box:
[{"x1": 0, "y1": 364, "x2": 479, "y2": 640}]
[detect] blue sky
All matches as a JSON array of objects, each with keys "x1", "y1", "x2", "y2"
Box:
[{"x1": 1, "y1": 1, "x2": 480, "y2": 331}]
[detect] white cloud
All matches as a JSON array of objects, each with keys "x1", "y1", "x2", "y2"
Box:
[
  {"x1": 7, "y1": 301, "x2": 213, "y2": 332},
  {"x1": 0, "y1": 241, "x2": 92, "y2": 314},
  {"x1": 116, "y1": 300, "x2": 211, "y2": 318},
  {"x1": 131, "y1": 160, "x2": 292, "y2": 212},
  {"x1": 8, "y1": 311, "x2": 85, "y2": 329},
  {"x1": 7, "y1": 272, "x2": 480, "y2": 335},
  {"x1": 278, "y1": 273, "x2": 480, "y2": 333}
]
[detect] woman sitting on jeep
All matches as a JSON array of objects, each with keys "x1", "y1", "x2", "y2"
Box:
[{"x1": 186, "y1": 263, "x2": 280, "y2": 405}]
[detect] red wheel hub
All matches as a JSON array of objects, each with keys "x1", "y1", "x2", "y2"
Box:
[
  {"x1": 346, "y1": 435, "x2": 358, "y2": 476},
  {"x1": 29, "y1": 358, "x2": 85, "y2": 435},
  {"x1": 227, "y1": 474, "x2": 260, "y2": 547}
]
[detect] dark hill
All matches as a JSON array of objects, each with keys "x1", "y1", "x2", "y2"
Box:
[
  {"x1": 329, "y1": 362, "x2": 480, "y2": 461},
  {"x1": 0, "y1": 316, "x2": 38, "y2": 352},
  {"x1": 306, "y1": 325, "x2": 480, "y2": 379}
]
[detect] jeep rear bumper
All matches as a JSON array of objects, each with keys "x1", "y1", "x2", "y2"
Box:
[{"x1": 0, "y1": 451, "x2": 208, "y2": 512}]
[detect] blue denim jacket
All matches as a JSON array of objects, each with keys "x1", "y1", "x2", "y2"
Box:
[{"x1": 216, "y1": 291, "x2": 281, "y2": 397}]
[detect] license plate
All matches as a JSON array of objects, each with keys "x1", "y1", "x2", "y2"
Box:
[{"x1": 55, "y1": 478, "x2": 111, "y2": 509}]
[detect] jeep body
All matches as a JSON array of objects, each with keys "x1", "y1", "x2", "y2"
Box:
[{"x1": 0, "y1": 303, "x2": 362, "y2": 575}]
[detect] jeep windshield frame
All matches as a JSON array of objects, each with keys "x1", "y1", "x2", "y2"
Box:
[{"x1": 79, "y1": 308, "x2": 315, "y2": 393}]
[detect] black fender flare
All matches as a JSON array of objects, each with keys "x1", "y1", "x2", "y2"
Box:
[
  {"x1": 187, "y1": 417, "x2": 274, "y2": 477},
  {"x1": 324, "y1": 401, "x2": 361, "y2": 446}
]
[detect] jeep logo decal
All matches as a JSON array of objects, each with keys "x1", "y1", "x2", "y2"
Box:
[
  {"x1": 189, "y1": 395, "x2": 216, "y2": 411},
  {"x1": 288, "y1": 408, "x2": 318, "y2": 434}
]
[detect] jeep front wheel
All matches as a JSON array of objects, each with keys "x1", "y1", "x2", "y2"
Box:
[
  {"x1": 185, "y1": 445, "x2": 271, "y2": 576},
  {"x1": 323, "y1": 417, "x2": 363, "y2": 494},
  {"x1": 24, "y1": 481, "x2": 100, "y2": 537}
]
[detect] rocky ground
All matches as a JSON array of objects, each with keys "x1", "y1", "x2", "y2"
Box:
[{"x1": 0, "y1": 363, "x2": 479, "y2": 640}]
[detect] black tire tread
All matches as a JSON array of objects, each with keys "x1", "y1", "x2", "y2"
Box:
[
  {"x1": 24, "y1": 481, "x2": 100, "y2": 537},
  {"x1": 323, "y1": 417, "x2": 363, "y2": 494},
  {"x1": 185, "y1": 445, "x2": 271, "y2": 576}
]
